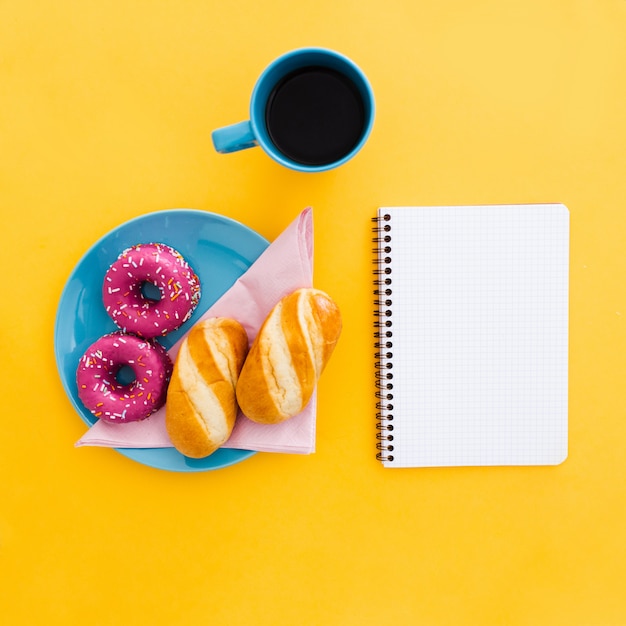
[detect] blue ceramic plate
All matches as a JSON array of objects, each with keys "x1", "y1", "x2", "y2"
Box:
[{"x1": 54, "y1": 209, "x2": 269, "y2": 472}]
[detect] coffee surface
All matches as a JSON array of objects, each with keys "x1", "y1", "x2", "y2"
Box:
[{"x1": 265, "y1": 66, "x2": 366, "y2": 166}]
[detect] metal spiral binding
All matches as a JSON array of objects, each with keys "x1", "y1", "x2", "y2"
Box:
[{"x1": 372, "y1": 213, "x2": 394, "y2": 463}]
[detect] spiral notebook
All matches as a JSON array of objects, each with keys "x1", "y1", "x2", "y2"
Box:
[{"x1": 373, "y1": 204, "x2": 569, "y2": 468}]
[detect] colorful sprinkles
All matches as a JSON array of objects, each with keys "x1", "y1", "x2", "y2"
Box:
[
  {"x1": 76, "y1": 242, "x2": 201, "y2": 424},
  {"x1": 76, "y1": 331, "x2": 173, "y2": 423},
  {"x1": 102, "y1": 243, "x2": 201, "y2": 339}
]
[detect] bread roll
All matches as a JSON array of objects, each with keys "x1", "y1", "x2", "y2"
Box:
[
  {"x1": 165, "y1": 318, "x2": 248, "y2": 458},
  {"x1": 236, "y1": 288, "x2": 342, "y2": 424}
]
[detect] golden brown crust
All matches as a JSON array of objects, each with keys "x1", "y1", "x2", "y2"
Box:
[
  {"x1": 232, "y1": 314, "x2": 281, "y2": 423},
  {"x1": 166, "y1": 381, "x2": 215, "y2": 459},
  {"x1": 165, "y1": 318, "x2": 248, "y2": 458},
  {"x1": 281, "y1": 291, "x2": 316, "y2": 397},
  {"x1": 313, "y1": 291, "x2": 343, "y2": 366},
  {"x1": 236, "y1": 288, "x2": 342, "y2": 424}
]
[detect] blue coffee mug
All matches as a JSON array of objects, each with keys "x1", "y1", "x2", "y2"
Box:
[{"x1": 211, "y1": 48, "x2": 375, "y2": 173}]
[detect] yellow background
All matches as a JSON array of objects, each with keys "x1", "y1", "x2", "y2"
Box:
[{"x1": 2, "y1": 1, "x2": 625, "y2": 624}]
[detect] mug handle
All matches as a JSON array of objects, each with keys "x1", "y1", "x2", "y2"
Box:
[{"x1": 211, "y1": 121, "x2": 258, "y2": 153}]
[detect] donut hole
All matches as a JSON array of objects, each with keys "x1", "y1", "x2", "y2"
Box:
[
  {"x1": 115, "y1": 364, "x2": 137, "y2": 386},
  {"x1": 140, "y1": 281, "x2": 163, "y2": 302}
]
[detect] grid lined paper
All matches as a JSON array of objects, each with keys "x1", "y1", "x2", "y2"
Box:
[{"x1": 376, "y1": 205, "x2": 569, "y2": 468}]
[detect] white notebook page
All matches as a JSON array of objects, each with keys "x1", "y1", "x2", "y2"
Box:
[{"x1": 377, "y1": 205, "x2": 569, "y2": 468}]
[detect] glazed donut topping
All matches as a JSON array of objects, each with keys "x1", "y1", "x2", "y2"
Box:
[
  {"x1": 103, "y1": 243, "x2": 201, "y2": 339},
  {"x1": 76, "y1": 242, "x2": 202, "y2": 423},
  {"x1": 76, "y1": 332, "x2": 173, "y2": 422}
]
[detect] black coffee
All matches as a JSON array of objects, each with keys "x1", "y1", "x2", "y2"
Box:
[{"x1": 265, "y1": 66, "x2": 366, "y2": 166}]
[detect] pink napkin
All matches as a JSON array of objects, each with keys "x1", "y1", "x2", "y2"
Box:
[{"x1": 75, "y1": 207, "x2": 316, "y2": 454}]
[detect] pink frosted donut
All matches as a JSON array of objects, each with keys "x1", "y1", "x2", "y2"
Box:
[
  {"x1": 76, "y1": 332, "x2": 173, "y2": 423},
  {"x1": 103, "y1": 243, "x2": 201, "y2": 338}
]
